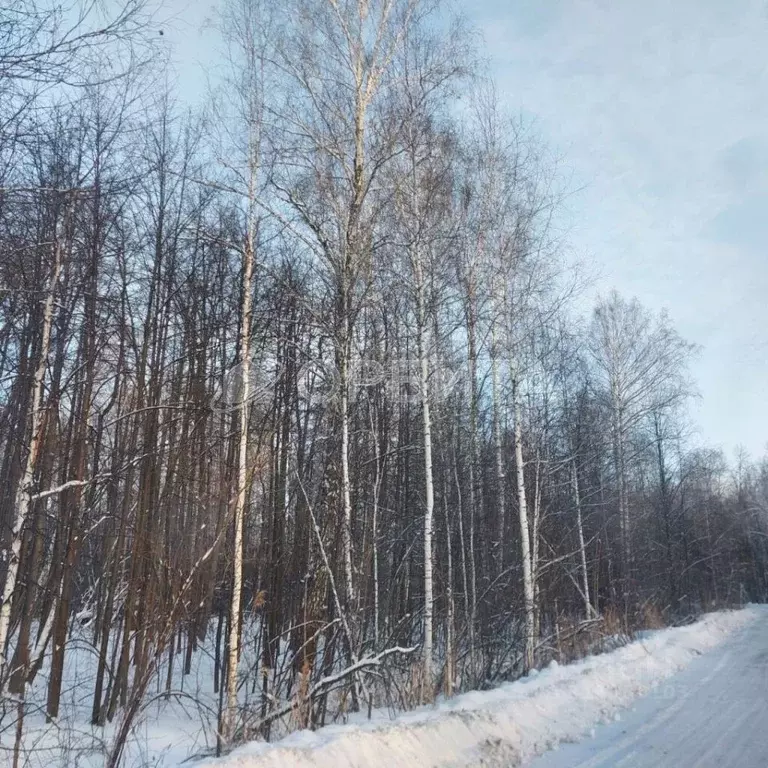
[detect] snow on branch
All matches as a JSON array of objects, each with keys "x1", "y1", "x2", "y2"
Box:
[{"x1": 245, "y1": 645, "x2": 418, "y2": 734}]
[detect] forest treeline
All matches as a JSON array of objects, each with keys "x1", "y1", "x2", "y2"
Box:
[{"x1": 1, "y1": 0, "x2": 767, "y2": 762}]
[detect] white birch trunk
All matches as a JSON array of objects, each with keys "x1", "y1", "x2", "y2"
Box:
[
  {"x1": 571, "y1": 461, "x2": 594, "y2": 619},
  {"x1": 452, "y1": 438, "x2": 472, "y2": 660},
  {"x1": 340, "y1": 357, "x2": 355, "y2": 607},
  {"x1": 610, "y1": 378, "x2": 630, "y2": 598},
  {"x1": 0, "y1": 208, "x2": 66, "y2": 681},
  {"x1": 491, "y1": 339, "x2": 506, "y2": 575},
  {"x1": 369, "y1": 408, "x2": 382, "y2": 647},
  {"x1": 413, "y1": 250, "x2": 434, "y2": 698},
  {"x1": 419, "y1": 341, "x2": 434, "y2": 694},
  {"x1": 513, "y1": 379, "x2": 535, "y2": 672},
  {"x1": 531, "y1": 448, "x2": 542, "y2": 642},
  {"x1": 223, "y1": 224, "x2": 254, "y2": 743},
  {"x1": 442, "y1": 490, "x2": 455, "y2": 696}
]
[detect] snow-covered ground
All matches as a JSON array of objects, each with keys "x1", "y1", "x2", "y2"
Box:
[
  {"x1": 197, "y1": 606, "x2": 761, "y2": 768},
  {"x1": 2, "y1": 606, "x2": 760, "y2": 767},
  {"x1": 0, "y1": 624, "x2": 243, "y2": 767}
]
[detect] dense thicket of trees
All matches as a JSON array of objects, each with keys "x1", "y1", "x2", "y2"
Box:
[{"x1": 1, "y1": 0, "x2": 766, "y2": 763}]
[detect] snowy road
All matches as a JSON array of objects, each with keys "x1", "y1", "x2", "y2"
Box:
[{"x1": 527, "y1": 610, "x2": 768, "y2": 768}]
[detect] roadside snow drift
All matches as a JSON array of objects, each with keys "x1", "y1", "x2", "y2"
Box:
[{"x1": 199, "y1": 606, "x2": 761, "y2": 768}]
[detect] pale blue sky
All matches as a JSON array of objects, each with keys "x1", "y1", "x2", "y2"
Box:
[
  {"x1": 163, "y1": 0, "x2": 768, "y2": 459},
  {"x1": 473, "y1": 0, "x2": 768, "y2": 459}
]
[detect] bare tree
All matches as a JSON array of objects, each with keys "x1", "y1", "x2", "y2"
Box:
[
  {"x1": 0, "y1": 0, "x2": 152, "y2": 85},
  {"x1": 589, "y1": 291, "x2": 696, "y2": 608},
  {"x1": 212, "y1": 0, "x2": 273, "y2": 743},
  {"x1": 0, "y1": 194, "x2": 70, "y2": 685}
]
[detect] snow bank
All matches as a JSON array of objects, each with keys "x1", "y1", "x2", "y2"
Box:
[{"x1": 199, "y1": 606, "x2": 761, "y2": 768}]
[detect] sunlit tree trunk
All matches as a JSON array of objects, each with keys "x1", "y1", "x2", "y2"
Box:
[
  {"x1": 513, "y1": 378, "x2": 535, "y2": 672},
  {"x1": 223, "y1": 206, "x2": 255, "y2": 745},
  {"x1": 0, "y1": 200, "x2": 67, "y2": 685},
  {"x1": 571, "y1": 460, "x2": 593, "y2": 619}
]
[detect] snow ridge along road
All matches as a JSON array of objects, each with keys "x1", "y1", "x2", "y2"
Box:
[
  {"x1": 200, "y1": 606, "x2": 762, "y2": 768},
  {"x1": 528, "y1": 604, "x2": 768, "y2": 768}
]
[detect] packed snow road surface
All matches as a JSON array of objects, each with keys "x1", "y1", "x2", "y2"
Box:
[
  {"x1": 528, "y1": 605, "x2": 768, "y2": 768},
  {"x1": 203, "y1": 606, "x2": 762, "y2": 768}
]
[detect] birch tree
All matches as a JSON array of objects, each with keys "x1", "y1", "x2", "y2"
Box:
[
  {"x1": 0, "y1": 193, "x2": 70, "y2": 685},
  {"x1": 588, "y1": 291, "x2": 695, "y2": 608},
  {"x1": 272, "y1": 0, "x2": 441, "y2": 642},
  {"x1": 394, "y1": 126, "x2": 448, "y2": 697},
  {"x1": 215, "y1": 0, "x2": 271, "y2": 743},
  {"x1": 0, "y1": 5, "x2": 763, "y2": 760}
]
